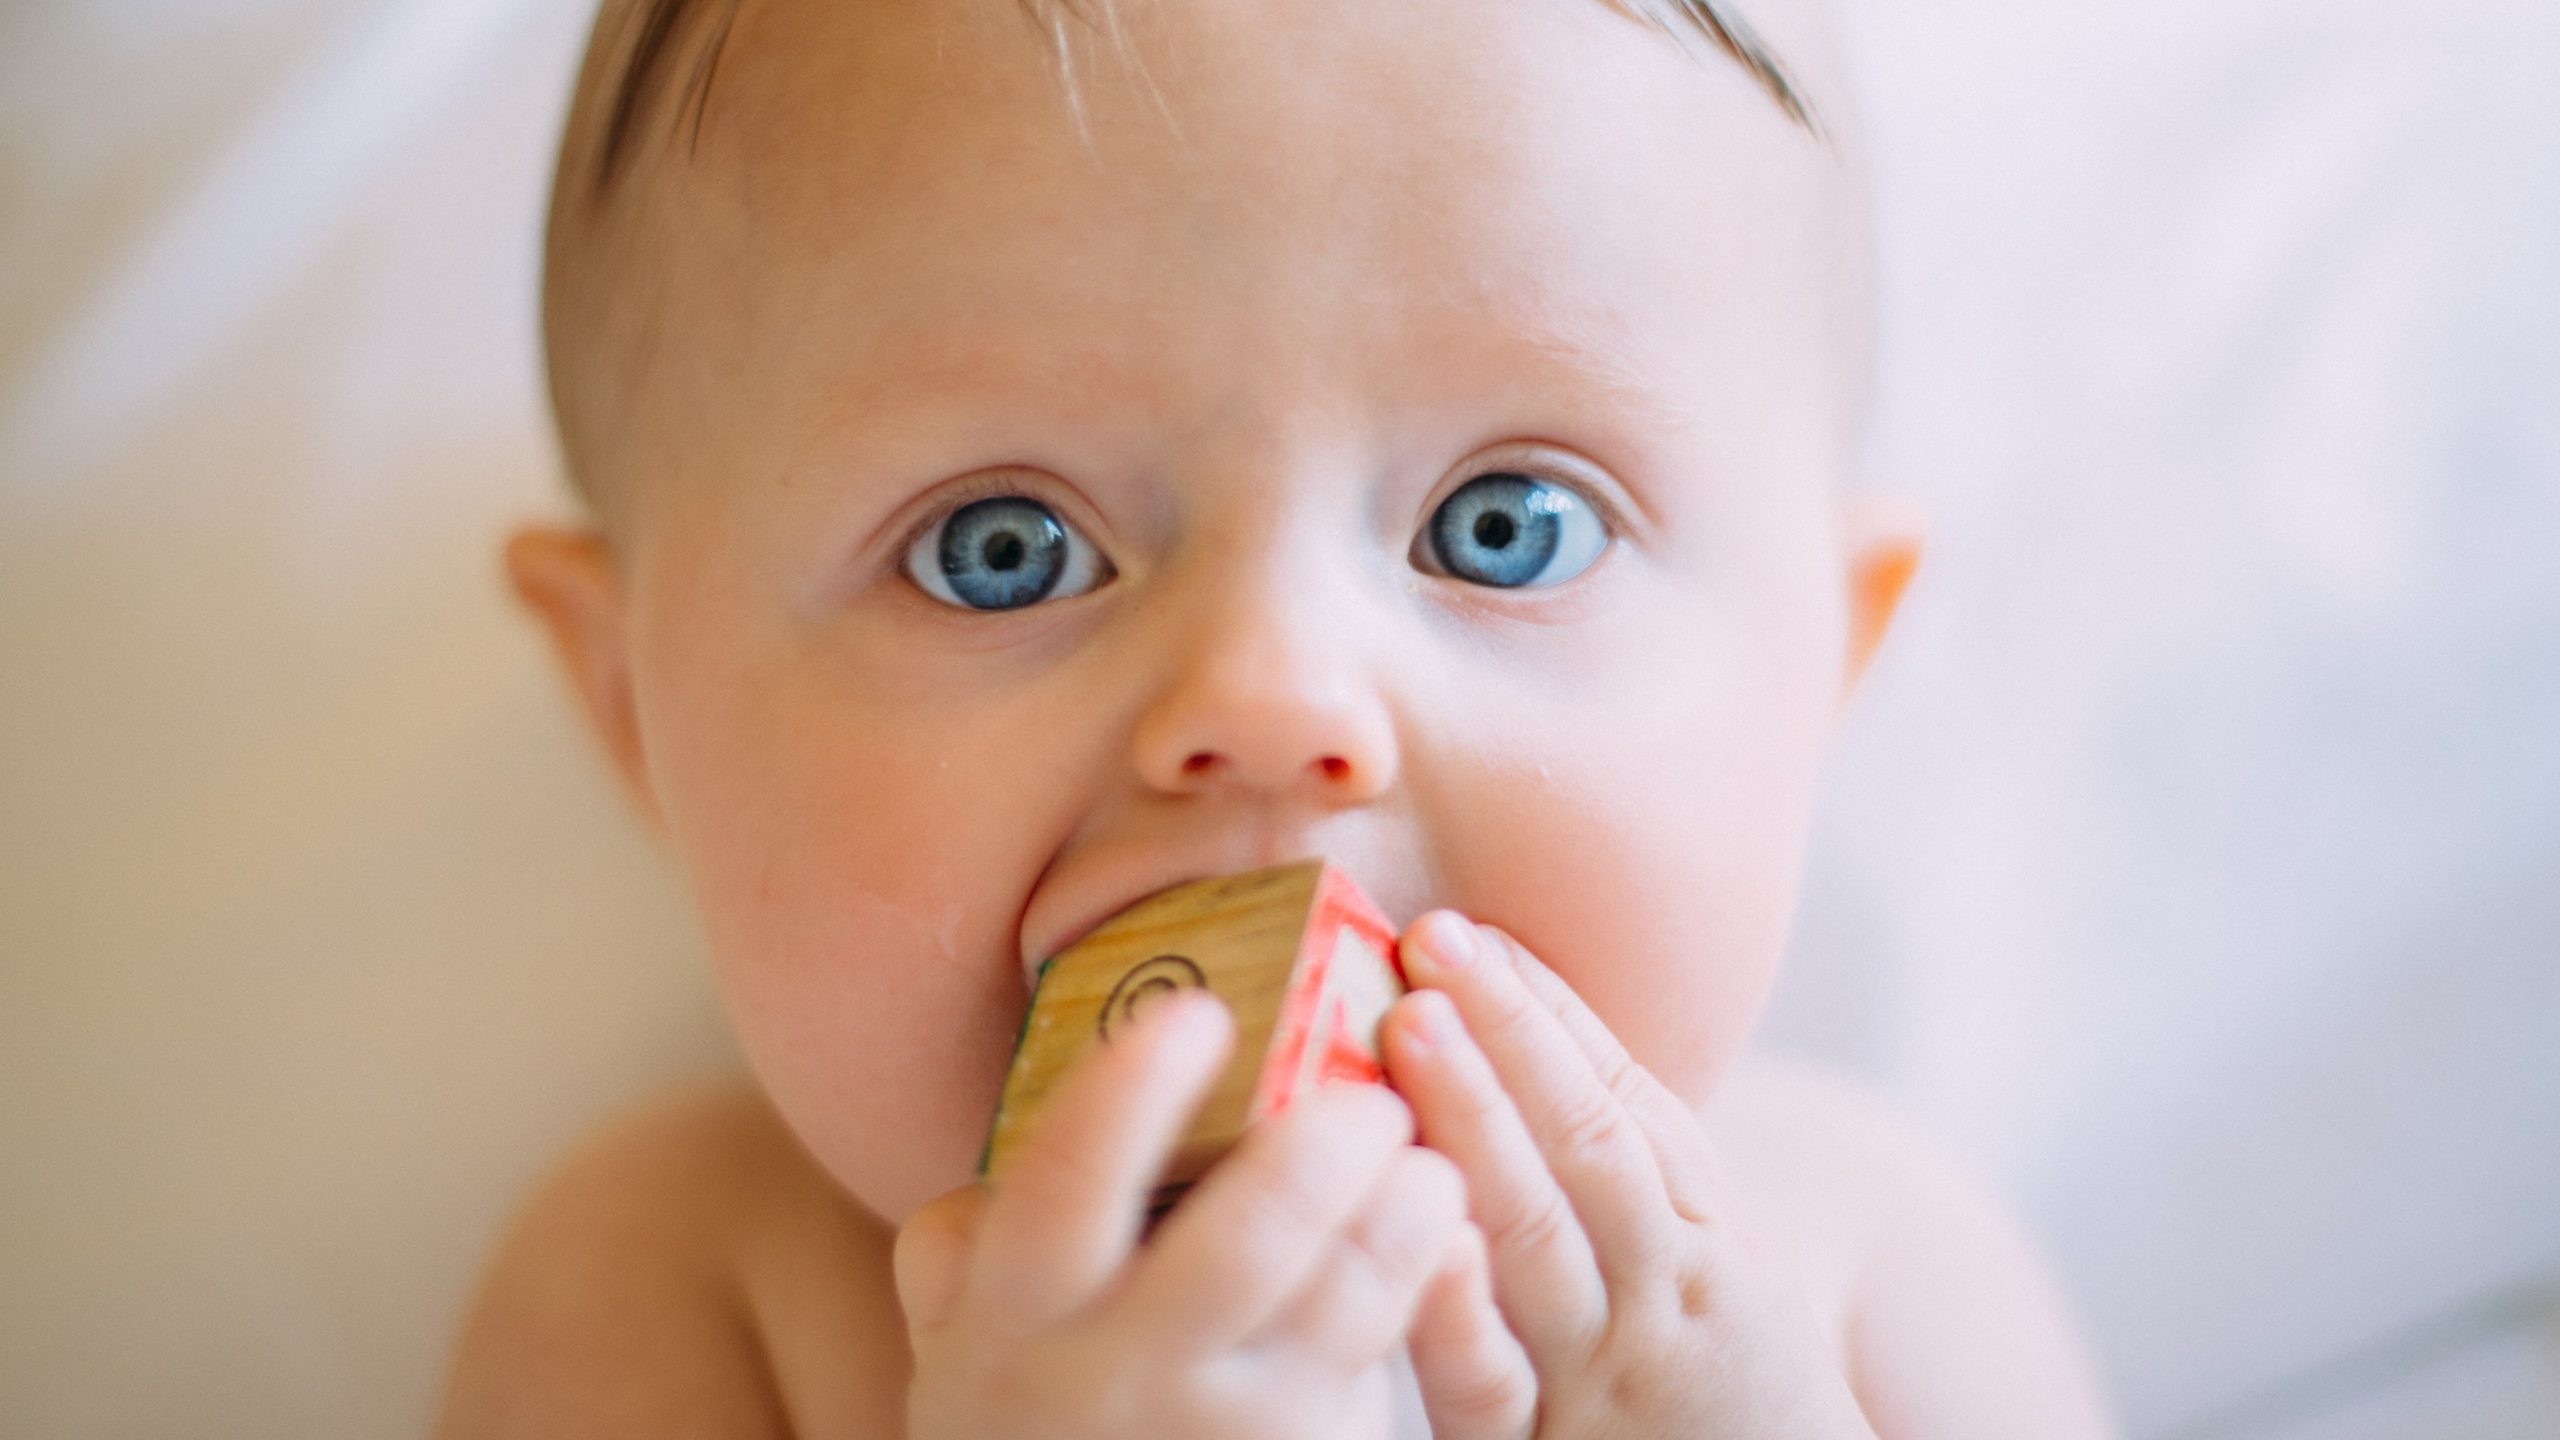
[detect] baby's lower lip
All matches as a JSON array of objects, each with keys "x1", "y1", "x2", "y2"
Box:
[
  {"x1": 1025, "y1": 904, "x2": 1125, "y2": 975},
  {"x1": 1023, "y1": 873, "x2": 1216, "y2": 978},
  {"x1": 1022, "y1": 908, "x2": 1101, "y2": 978}
]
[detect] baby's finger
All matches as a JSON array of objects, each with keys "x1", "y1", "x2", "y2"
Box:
[
  {"x1": 1400, "y1": 911, "x2": 1678, "y2": 1293},
  {"x1": 892, "y1": 1184, "x2": 988, "y2": 1337},
  {"x1": 966, "y1": 990, "x2": 1233, "y2": 1332},
  {"x1": 1119, "y1": 1081, "x2": 1417, "y2": 1356},
  {"x1": 1251, "y1": 1146, "x2": 1468, "y2": 1371},
  {"x1": 1484, "y1": 922, "x2": 1733, "y2": 1226},
  {"x1": 1382, "y1": 987, "x2": 1607, "y2": 1360},
  {"x1": 1408, "y1": 1223, "x2": 1537, "y2": 1440}
]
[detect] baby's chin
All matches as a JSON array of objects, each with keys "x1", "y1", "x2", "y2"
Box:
[
  {"x1": 781, "y1": 1099, "x2": 989, "y2": 1231},
  {"x1": 783, "y1": 1025, "x2": 1761, "y2": 1237},
  {"x1": 723, "y1": 1003, "x2": 1024, "y2": 1231}
]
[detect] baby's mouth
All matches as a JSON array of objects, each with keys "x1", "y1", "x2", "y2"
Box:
[
  {"x1": 1017, "y1": 821, "x2": 1412, "y2": 990},
  {"x1": 1019, "y1": 869, "x2": 1223, "y2": 987},
  {"x1": 1018, "y1": 843, "x2": 1359, "y2": 989}
]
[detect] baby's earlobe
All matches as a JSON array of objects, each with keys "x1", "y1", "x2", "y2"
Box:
[
  {"x1": 502, "y1": 527, "x2": 658, "y2": 824},
  {"x1": 1838, "y1": 496, "x2": 1925, "y2": 699}
]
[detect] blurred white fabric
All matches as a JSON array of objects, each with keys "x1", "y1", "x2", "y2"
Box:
[{"x1": 1, "y1": 1, "x2": 2553, "y2": 1437}]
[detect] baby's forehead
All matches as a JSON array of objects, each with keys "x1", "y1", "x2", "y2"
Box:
[{"x1": 544, "y1": 0, "x2": 1857, "y2": 511}]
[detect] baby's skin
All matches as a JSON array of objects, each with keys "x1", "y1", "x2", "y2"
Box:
[{"x1": 440, "y1": 0, "x2": 2115, "y2": 1435}]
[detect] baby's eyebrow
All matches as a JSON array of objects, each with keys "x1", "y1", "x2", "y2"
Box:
[{"x1": 595, "y1": 0, "x2": 741, "y2": 194}]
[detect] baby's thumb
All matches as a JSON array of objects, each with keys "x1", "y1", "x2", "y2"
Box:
[
  {"x1": 1407, "y1": 1223, "x2": 1536, "y2": 1440},
  {"x1": 892, "y1": 1185, "x2": 989, "y2": 1335}
]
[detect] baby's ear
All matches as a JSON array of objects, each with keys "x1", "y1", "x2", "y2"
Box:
[
  {"x1": 505, "y1": 527, "x2": 660, "y2": 828},
  {"x1": 1839, "y1": 495, "x2": 1925, "y2": 705}
]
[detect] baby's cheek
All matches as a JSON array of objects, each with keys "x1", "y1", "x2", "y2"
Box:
[
  {"x1": 704, "y1": 870, "x2": 1028, "y2": 1223},
  {"x1": 1578, "y1": 830, "x2": 1806, "y2": 1105},
  {"x1": 652, "y1": 706, "x2": 1043, "y2": 1223},
  {"x1": 1434, "y1": 721, "x2": 1823, "y2": 1107}
]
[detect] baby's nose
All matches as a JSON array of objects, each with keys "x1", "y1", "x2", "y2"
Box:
[{"x1": 1129, "y1": 602, "x2": 1399, "y2": 805}]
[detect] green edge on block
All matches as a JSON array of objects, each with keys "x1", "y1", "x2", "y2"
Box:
[{"x1": 977, "y1": 953, "x2": 1059, "y2": 1177}]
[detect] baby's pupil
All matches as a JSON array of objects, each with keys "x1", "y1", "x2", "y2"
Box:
[
  {"x1": 983, "y1": 532, "x2": 1027, "y2": 572},
  {"x1": 1474, "y1": 512, "x2": 1517, "y2": 550}
]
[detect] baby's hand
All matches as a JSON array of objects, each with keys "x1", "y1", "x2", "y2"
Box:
[
  {"x1": 894, "y1": 992, "x2": 1470, "y2": 1440},
  {"x1": 1385, "y1": 914, "x2": 1875, "y2": 1440}
]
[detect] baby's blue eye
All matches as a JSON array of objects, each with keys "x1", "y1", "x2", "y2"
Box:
[
  {"x1": 903, "y1": 496, "x2": 1112, "y2": 612},
  {"x1": 1422, "y1": 473, "x2": 1609, "y2": 589}
]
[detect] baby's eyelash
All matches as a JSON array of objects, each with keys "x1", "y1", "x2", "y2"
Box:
[
  {"x1": 1435, "y1": 443, "x2": 1632, "y2": 521},
  {"x1": 896, "y1": 475, "x2": 1052, "y2": 557},
  {"x1": 1506, "y1": 466, "x2": 1630, "y2": 536}
]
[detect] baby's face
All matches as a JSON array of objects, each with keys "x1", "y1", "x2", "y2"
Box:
[{"x1": 543, "y1": 0, "x2": 1886, "y2": 1223}]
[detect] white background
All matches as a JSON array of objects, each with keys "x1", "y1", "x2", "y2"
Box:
[{"x1": 2, "y1": 1, "x2": 2554, "y2": 1435}]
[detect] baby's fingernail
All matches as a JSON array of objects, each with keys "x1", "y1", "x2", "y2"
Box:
[
  {"x1": 1421, "y1": 912, "x2": 1477, "y2": 969},
  {"x1": 1417, "y1": 989, "x2": 1463, "y2": 1041},
  {"x1": 1394, "y1": 991, "x2": 1450, "y2": 1054},
  {"x1": 1140, "y1": 989, "x2": 1219, "y2": 1040}
]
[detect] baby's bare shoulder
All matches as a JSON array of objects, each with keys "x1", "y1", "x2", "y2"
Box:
[
  {"x1": 1708, "y1": 1056, "x2": 2116, "y2": 1439},
  {"x1": 436, "y1": 1080, "x2": 906, "y2": 1440}
]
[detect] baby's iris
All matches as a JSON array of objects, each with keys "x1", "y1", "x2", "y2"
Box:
[
  {"x1": 1424, "y1": 473, "x2": 1607, "y2": 589},
  {"x1": 904, "y1": 496, "x2": 1110, "y2": 611}
]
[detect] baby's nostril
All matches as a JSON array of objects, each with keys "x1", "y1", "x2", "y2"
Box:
[
  {"x1": 1318, "y1": 756, "x2": 1351, "y2": 782},
  {"x1": 1182, "y1": 753, "x2": 1217, "y2": 776}
]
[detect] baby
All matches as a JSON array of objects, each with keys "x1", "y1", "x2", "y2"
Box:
[{"x1": 440, "y1": 0, "x2": 2114, "y2": 1435}]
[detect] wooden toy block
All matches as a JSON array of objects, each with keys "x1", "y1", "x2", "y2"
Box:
[{"x1": 981, "y1": 859, "x2": 1406, "y2": 1199}]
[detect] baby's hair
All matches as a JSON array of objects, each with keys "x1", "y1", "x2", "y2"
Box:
[
  {"x1": 590, "y1": 0, "x2": 1815, "y2": 200},
  {"x1": 596, "y1": 0, "x2": 739, "y2": 188}
]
